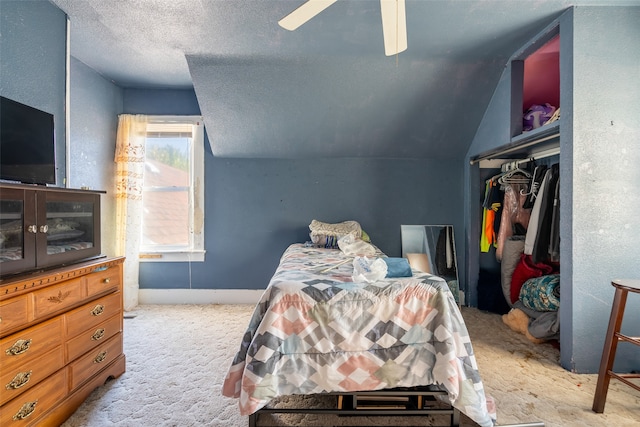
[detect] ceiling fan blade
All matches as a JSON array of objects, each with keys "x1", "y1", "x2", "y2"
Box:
[
  {"x1": 278, "y1": 0, "x2": 338, "y2": 31},
  {"x1": 380, "y1": 0, "x2": 407, "y2": 56}
]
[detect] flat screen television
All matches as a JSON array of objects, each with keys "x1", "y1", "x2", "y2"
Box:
[{"x1": 1, "y1": 96, "x2": 56, "y2": 185}]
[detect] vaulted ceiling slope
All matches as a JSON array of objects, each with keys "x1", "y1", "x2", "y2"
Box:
[{"x1": 50, "y1": 0, "x2": 638, "y2": 159}]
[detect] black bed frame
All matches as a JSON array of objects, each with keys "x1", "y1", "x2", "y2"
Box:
[{"x1": 248, "y1": 387, "x2": 460, "y2": 427}]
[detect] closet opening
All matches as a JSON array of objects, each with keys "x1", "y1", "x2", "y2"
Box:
[
  {"x1": 466, "y1": 21, "x2": 563, "y2": 358},
  {"x1": 472, "y1": 142, "x2": 561, "y2": 351}
]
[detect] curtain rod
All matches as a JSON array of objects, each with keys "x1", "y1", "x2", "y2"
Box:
[{"x1": 469, "y1": 132, "x2": 560, "y2": 165}]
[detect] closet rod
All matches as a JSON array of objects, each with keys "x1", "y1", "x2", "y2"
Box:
[{"x1": 469, "y1": 132, "x2": 560, "y2": 165}]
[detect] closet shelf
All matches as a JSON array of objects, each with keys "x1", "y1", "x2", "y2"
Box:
[
  {"x1": 511, "y1": 121, "x2": 559, "y2": 145},
  {"x1": 471, "y1": 122, "x2": 560, "y2": 166}
]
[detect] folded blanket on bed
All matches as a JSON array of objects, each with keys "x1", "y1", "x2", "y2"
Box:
[
  {"x1": 309, "y1": 219, "x2": 362, "y2": 248},
  {"x1": 383, "y1": 257, "x2": 413, "y2": 278}
]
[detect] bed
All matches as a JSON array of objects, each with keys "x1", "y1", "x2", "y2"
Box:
[{"x1": 223, "y1": 242, "x2": 495, "y2": 427}]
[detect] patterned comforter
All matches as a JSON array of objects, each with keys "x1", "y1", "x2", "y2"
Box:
[{"x1": 223, "y1": 244, "x2": 494, "y2": 426}]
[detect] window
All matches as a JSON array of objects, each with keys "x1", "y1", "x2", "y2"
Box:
[{"x1": 139, "y1": 116, "x2": 205, "y2": 262}]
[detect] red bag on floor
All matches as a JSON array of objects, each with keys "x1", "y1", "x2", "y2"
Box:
[{"x1": 510, "y1": 254, "x2": 555, "y2": 304}]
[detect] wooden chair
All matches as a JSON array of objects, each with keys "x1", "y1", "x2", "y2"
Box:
[{"x1": 592, "y1": 279, "x2": 640, "y2": 413}]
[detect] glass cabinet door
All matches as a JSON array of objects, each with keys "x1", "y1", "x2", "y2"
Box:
[
  {"x1": 37, "y1": 191, "x2": 101, "y2": 269},
  {"x1": 0, "y1": 188, "x2": 36, "y2": 274}
]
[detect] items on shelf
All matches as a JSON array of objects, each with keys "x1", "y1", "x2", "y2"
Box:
[{"x1": 523, "y1": 103, "x2": 559, "y2": 132}]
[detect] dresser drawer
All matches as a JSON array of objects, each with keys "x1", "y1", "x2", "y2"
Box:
[
  {"x1": 64, "y1": 292, "x2": 122, "y2": 339},
  {"x1": 0, "y1": 295, "x2": 31, "y2": 337},
  {"x1": 68, "y1": 333, "x2": 122, "y2": 390},
  {"x1": 32, "y1": 278, "x2": 85, "y2": 321},
  {"x1": 66, "y1": 314, "x2": 121, "y2": 363},
  {"x1": 0, "y1": 368, "x2": 67, "y2": 426},
  {"x1": 1, "y1": 317, "x2": 63, "y2": 374},
  {"x1": 0, "y1": 346, "x2": 64, "y2": 406},
  {"x1": 85, "y1": 265, "x2": 121, "y2": 297}
]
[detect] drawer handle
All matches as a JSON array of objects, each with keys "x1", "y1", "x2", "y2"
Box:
[
  {"x1": 91, "y1": 328, "x2": 106, "y2": 341},
  {"x1": 13, "y1": 400, "x2": 37, "y2": 421},
  {"x1": 6, "y1": 371, "x2": 32, "y2": 390},
  {"x1": 91, "y1": 304, "x2": 105, "y2": 316},
  {"x1": 6, "y1": 339, "x2": 32, "y2": 356},
  {"x1": 94, "y1": 350, "x2": 108, "y2": 363},
  {"x1": 103, "y1": 278, "x2": 111, "y2": 283}
]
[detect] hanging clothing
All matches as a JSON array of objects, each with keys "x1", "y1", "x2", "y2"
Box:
[
  {"x1": 480, "y1": 178, "x2": 502, "y2": 252},
  {"x1": 436, "y1": 226, "x2": 457, "y2": 278},
  {"x1": 532, "y1": 164, "x2": 559, "y2": 264},
  {"x1": 496, "y1": 181, "x2": 531, "y2": 261},
  {"x1": 548, "y1": 175, "x2": 561, "y2": 262},
  {"x1": 524, "y1": 169, "x2": 550, "y2": 255},
  {"x1": 525, "y1": 163, "x2": 560, "y2": 264},
  {"x1": 523, "y1": 165, "x2": 548, "y2": 209}
]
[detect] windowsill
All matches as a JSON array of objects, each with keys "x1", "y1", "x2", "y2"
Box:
[{"x1": 139, "y1": 250, "x2": 205, "y2": 262}]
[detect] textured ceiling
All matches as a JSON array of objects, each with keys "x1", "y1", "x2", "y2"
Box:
[{"x1": 49, "y1": 0, "x2": 639, "y2": 158}]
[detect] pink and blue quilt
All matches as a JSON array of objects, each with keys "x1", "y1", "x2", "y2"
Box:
[{"x1": 223, "y1": 244, "x2": 494, "y2": 426}]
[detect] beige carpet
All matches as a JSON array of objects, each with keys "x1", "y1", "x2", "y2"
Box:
[{"x1": 61, "y1": 304, "x2": 640, "y2": 427}]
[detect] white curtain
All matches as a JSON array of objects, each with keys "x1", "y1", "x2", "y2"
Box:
[{"x1": 114, "y1": 114, "x2": 147, "y2": 310}]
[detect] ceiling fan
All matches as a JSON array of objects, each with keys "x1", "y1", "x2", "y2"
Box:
[{"x1": 278, "y1": 0, "x2": 407, "y2": 56}]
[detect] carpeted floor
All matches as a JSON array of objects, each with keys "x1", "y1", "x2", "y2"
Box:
[{"x1": 61, "y1": 304, "x2": 640, "y2": 427}]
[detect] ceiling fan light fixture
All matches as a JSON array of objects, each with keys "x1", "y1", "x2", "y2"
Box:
[
  {"x1": 278, "y1": 0, "x2": 338, "y2": 31},
  {"x1": 278, "y1": 0, "x2": 407, "y2": 57},
  {"x1": 380, "y1": 0, "x2": 407, "y2": 56}
]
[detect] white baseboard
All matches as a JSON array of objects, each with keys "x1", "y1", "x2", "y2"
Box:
[{"x1": 138, "y1": 289, "x2": 264, "y2": 305}]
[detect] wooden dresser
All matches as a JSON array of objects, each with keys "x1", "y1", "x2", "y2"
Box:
[{"x1": 0, "y1": 257, "x2": 125, "y2": 426}]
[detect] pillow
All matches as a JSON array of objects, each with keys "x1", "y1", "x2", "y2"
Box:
[
  {"x1": 519, "y1": 274, "x2": 560, "y2": 312},
  {"x1": 383, "y1": 257, "x2": 412, "y2": 278},
  {"x1": 309, "y1": 220, "x2": 362, "y2": 248}
]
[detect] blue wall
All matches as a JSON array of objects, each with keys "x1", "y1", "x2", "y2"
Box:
[
  {"x1": 0, "y1": 0, "x2": 67, "y2": 185},
  {"x1": 122, "y1": 89, "x2": 200, "y2": 116},
  {"x1": 117, "y1": 89, "x2": 465, "y2": 292},
  {"x1": 565, "y1": 6, "x2": 640, "y2": 374},
  {"x1": 140, "y1": 156, "x2": 464, "y2": 290},
  {"x1": 69, "y1": 57, "x2": 123, "y2": 256},
  {"x1": 466, "y1": 7, "x2": 640, "y2": 373}
]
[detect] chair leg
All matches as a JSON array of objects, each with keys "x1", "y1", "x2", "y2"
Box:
[{"x1": 592, "y1": 286, "x2": 628, "y2": 413}]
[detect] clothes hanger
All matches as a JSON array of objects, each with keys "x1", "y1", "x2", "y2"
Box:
[
  {"x1": 498, "y1": 168, "x2": 531, "y2": 185},
  {"x1": 485, "y1": 171, "x2": 503, "y2": 185},
  {"x1": 519, "y1": 159, "x2": 541, "y2": 196}
]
